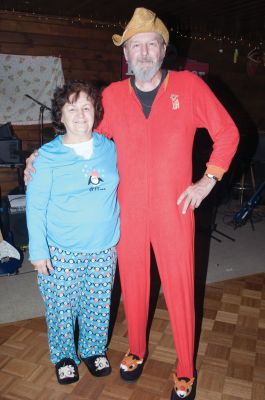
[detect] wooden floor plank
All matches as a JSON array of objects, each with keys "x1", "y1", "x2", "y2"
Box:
[{"x1": 0, "y1": 273, "x2": 265, "y2": 399}]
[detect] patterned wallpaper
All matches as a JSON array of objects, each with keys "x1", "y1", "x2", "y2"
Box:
[{"x1": 0, "y1": 55, "x2": 64, "y2": 125}]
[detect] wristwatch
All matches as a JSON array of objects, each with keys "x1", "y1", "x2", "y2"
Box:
[{"x1": 205, "y1": 173, "x2": 218, "y2": 181}]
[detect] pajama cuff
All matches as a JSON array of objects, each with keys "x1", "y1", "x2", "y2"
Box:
[{"x1": 205, "y1": 165, "x2": 226, "y2": 181}]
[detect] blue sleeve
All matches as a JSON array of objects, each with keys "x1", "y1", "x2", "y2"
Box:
[{"x1": 26, "y1": 153, "x2": 53, "y2": 261}]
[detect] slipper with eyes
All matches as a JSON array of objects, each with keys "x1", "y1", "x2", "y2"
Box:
[{"x1": 55, "y1": 358, "x2": 79, "y2": 385}]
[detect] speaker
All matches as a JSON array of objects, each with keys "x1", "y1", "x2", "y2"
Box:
[
  {"x1": 8, "y1": 211, "x2": 29, "y2": 248},
  {"x1": 0, "y1": 122, "x2": 14, "y2": 139},
  {"x1": 0, "y1": 139, "x2": 22, "y2": 164}
]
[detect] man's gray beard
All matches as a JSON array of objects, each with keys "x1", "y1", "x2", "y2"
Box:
[{"x1": 128, "y1": 58, "x2": 164, "y2": 83}]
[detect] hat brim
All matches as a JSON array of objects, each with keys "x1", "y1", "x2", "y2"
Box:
[{"x1": 112, "y1": 21, "x2": 169, "y2": 46}]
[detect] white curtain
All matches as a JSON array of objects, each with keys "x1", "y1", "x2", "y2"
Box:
[{"x1": 0, "y1": 54, "x2": 64, "y2": 125}]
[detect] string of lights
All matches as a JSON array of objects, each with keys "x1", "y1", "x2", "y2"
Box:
[
  {"x1": 0, "y1": 9, "x2": 122, "y2": 29},
  {"x1": 172, "y1": 29, "x2": 264, "y2": 49},
  {"x1": 1, "y1": 9, "x2": 264, "y2": 49}
]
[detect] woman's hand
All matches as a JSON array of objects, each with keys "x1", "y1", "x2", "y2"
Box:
[
  {"x1": 24, "y1": 149, "x2": 39, "y2": 185},
  {"x1": 31, "y1": 259, "x2": 53, "y2": 275}
]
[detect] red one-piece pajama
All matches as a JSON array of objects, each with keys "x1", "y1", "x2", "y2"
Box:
[{"x1": 98, "y1": 70, "x2": 239, "y2": 378}]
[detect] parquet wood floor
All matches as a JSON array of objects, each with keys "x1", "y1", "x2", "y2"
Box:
[{"x1": 0, "y1": 273, "x2": 265, "y2": 400}]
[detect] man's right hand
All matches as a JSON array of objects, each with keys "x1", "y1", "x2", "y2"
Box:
[{"x1": 24, "y1": 149, "x2": 39, "y2": 185}]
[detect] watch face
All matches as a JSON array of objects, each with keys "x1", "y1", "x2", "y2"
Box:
[{"x1": 206, "y1": 173, "x2": 217, "y2": 181}]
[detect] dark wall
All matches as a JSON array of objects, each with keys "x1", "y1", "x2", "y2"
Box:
[
  {"x1": 1, "y1": 11, "x2": 264, "y2": 195},
  {"x1": 0, "y1": 11, "x2": 121, "y2": 195}
]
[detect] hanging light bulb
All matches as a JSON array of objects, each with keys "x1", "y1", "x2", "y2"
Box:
[
  {"x1": 218, "y1": 38, "x2": 223, "y2": 53},
  {"x1": 233, "y1": 48, "x2": 239, "y2": 63}
]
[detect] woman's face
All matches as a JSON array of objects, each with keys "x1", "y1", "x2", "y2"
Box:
[{"x1": 61, "y1": 91, "x2": 95, "y2": 141}]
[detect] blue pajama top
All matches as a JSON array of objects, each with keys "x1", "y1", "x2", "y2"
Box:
[{"x1": 26, "y1": 133, "x2": 120, "y2": 261}]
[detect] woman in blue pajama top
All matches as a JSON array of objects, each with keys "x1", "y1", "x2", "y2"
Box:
[{"x1": 26, "y1": 81, "x2": 120, "y2": 385}]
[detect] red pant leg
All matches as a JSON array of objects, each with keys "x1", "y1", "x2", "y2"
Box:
[
  {"x1": 151, "y1": 207, "x2": 195, "y2": 378},
  {"x1": 117, "y1": 219, "x2": 150, "y2": 359}
]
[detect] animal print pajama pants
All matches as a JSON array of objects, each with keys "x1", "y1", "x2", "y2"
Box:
[{"x1": 38, "y1": 245, "x2": 117, "y2": 364}]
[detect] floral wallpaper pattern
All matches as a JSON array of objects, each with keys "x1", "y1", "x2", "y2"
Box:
[{"x1": 0, "y1": 55, "x2": 64, "y2": 125}]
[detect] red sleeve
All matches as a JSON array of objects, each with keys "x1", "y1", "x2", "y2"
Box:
[
  {"x1": 191, "y1": 73, "x2": 239, "y2": 179},
  {"x1": 96, "y1": 85, "x2": 114, "y2": 139}
]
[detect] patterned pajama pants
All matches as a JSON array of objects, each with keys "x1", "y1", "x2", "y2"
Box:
[{"x1": 38, "y1": 245, "x2": 117, "y2": 365}]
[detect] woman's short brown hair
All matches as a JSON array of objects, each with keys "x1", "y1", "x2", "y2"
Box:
[{"x1": 51, "y1": 80, "x2": 103, "y2": 133}]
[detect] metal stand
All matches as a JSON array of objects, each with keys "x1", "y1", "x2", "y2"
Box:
[
  {"x1": 211, "y1": 223, "x2": 236, "y2": 242},
  {"x1": 25, "y1": 94, "x2": 51, "y2": 146},
  {"x1": 233, "y1": 180, "x2": 265, "y2": 228},
  {"x1": 39, "y1": 105, "x2": 45, "y2": 146},
  {"x1": 232, "y1": 161, "x2": 256, "y2": 207},
  {"x1": 210, "y1": 202, "x2": 235, "y2": 242},
  {"x1": 210, "y1": 173, "x2": 237, "y2": 242}
]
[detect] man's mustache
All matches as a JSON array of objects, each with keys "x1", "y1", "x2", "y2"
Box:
[{"x1": 137, "y1": 57, "x2": 153, "y2": 63}]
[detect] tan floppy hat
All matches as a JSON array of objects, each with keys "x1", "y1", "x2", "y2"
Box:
[{"x1": 112, "y1": 7, "x2": 169, "y2": 46}]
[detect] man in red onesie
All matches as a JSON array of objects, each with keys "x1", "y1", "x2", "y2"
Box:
[
  {"x1": 98, "y1": 8, "x2": 239, "y2": 399},
  {"x1": 24, "y1": 8, "x2": 239, "y2": 400}
]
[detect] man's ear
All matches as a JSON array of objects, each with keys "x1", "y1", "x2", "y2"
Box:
[{"x1": 162, "y1": 43, "x2": 167, "y2": 58}]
